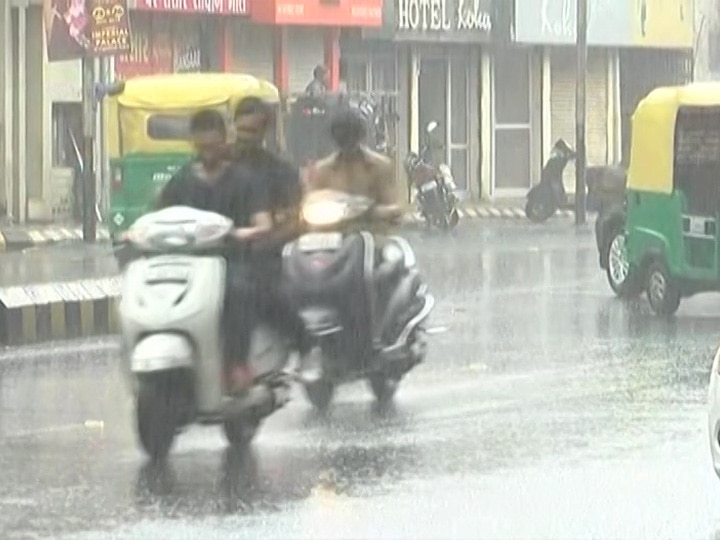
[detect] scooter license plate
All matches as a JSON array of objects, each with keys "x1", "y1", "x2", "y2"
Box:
[
  {"x1": 420, "y1": 181, "x2": 437, "y2": 193},
  {"x1": 298, "y1": 232, "x2": 343, "y2": 252},
  {"x1": 146, "y1": 266, "x2": 189, "y2": 282}
]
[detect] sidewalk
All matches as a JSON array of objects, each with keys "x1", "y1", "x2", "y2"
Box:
[
  {"x1": 0, "y1": 225, "x2": 111, "y2": 252},
  {"x1": 0, "y1": 199, "x2": 575, "y2": 252}
]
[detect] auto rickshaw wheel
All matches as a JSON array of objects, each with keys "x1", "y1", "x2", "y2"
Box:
[
  {"x1": 606, "y1": 231, "x2": 641, "y2": 298},
  {"x1": 645, "y1": 261, "x2": 681, "y2": 317}
]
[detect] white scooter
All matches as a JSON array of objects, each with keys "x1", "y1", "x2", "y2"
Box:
[{"x1": 118, "y1": 206, "x2": 292, "y2": 461}]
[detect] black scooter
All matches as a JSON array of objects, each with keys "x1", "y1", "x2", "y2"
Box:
[{"x1": 525, "y1": 139, "x2": 576, "y2": 223}]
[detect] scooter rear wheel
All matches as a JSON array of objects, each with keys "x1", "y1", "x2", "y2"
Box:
[
  {"x1": 303, "y1": 379, "x2": 334, "y2": 412},
  {"x1": 222, "y1": 418, "x2": 258, "y2": 448},
  {"x1": 525, "y1": 199, "x2": 556, "y2": 223},
  {"x1": 368, "y1": 374, "x2": 399, "y2": 405}
]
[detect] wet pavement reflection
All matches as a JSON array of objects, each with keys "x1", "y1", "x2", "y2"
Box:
[
  {"x1": 0, "y1": 242, "x2": 116, "y2": 286},
  {"x1": 0, "y1": 221, "x2": 719, "y2": 539}
]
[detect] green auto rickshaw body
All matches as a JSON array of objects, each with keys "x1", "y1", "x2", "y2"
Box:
[{"x1": 625, "y1": 83, "x2": 720, "y2": 312}]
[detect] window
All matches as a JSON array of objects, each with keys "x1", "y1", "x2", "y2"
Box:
[
  {"x1": 674, "y1": 107, "x2": 720, "y2": 215},
  {"x1": 147, "y1": 114, "x2": 192, "y2": 140},
  {"x1": 709, "y1": 28, "x2": 720, "y2": 73},
  {"x1": 51, "y1": 103, "x2": 82, "y2": 168},
  {"x1": 146, "y1": 107, "x2": 229, "y2": 141}
]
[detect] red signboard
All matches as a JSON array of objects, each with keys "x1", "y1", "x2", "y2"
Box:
[
  {"x1": 251, "y1": 0, "x2": 382, "y2": 26},
  {"x1": 136, "y1": 0, "x2": 249, "y2": 15},
  {"x1": 114, "y1": 13, "x2": 172, "y2": 77}
]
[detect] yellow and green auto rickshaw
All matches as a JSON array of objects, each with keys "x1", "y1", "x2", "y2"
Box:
[
  {"x1": 105, "y1": 72, "x2": 281, "y2": 238},
  {"x1": 610, "y1": 82, "x2": 720, "y2": 316}
]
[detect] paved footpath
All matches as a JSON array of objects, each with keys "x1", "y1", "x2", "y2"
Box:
[{"x1": 0, "y1": 202, "x2": 574, "y2": 252}]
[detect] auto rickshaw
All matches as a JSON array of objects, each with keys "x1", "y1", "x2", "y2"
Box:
[
  {"x1": 105, "y1": 73, "x2": 281, "y2": 240},
  {"x1": 614, "y1": 82, "x2": 720, "y2": 316}
]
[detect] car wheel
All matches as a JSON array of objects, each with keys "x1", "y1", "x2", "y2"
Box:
[
  {"x1": 605, "y1": 231, "x2": 641, "y2": 298},
  {"x1": 646, "y1": 261, "x2": 681, "y2": 317}
]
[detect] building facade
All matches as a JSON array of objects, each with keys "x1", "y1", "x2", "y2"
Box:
[
  {"x1": 353, "y1": 0, "x2": 506, "y2": 200},
  {"x1": 513, "y1": 0, "x2": 694, "y2": 197},
  {"x1": 694, "y1": 0, "x2": 720, "y2": 81}
]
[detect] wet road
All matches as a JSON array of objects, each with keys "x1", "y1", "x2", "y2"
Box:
[
  {"x1": 1, "y1": 221, "x2": 720, "y2": 539},
  {"x1": 0, "y1": 242, "x2": 116, "y2": 286}
]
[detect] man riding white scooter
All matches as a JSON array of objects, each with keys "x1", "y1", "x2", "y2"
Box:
[{"x1": 154, "y1": 109, "x2": 272, "y2": 397}]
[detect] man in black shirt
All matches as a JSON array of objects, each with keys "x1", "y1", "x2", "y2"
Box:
[
  {"x1": 157, "y1": 109, "x2": 272, "y2": 394},
  {"x1": 233, "y1": 97, "x2": 311, "y2": 357}
]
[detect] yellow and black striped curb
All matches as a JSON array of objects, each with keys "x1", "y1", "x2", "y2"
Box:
[
  {"x1": 0, "y1": 226, "x2": 111, "y2": 252},
  {"x1": 0, "y1": 277, "x2": 120, "y2": 346},
  {"x1": 401, "y1": 206, "x2": 575, "y2": 223},
  {"x1": 0, "y1": 206, "x2": 575, "y2": 252}
]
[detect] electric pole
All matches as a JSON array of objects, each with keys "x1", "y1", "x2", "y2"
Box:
[
  {"x1": 81, "y1": 56, "x2": 96, "y2": 243},
  {"x1": 575, "y1": 0, "x2": 588, "y2": 225}
]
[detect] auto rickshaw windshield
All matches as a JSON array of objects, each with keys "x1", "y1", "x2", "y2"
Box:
[
  {"x1": 106, "y1": 73, "x2": 281, "y2": 158},
  {"x1": 627, "y1": 83, "x2": 720, "y2": 196}
]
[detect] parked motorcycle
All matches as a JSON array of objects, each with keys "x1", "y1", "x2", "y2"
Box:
[
  {"x1": 118, "y1": 206, "x2": 292, "y2": 461},
  {"x1": 525, "y1": 139, "x2": 576, "y2": 223},
  {"x1": 283, "y1": 190, "x2": 435, "y2": 410},
  {"x1": 404, "y1": 121, "x2": 460, "y2": 230}
]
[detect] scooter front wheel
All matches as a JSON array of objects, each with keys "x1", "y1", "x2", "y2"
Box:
[
  {"x1": 136, "y1": 373, "x2": 184, "y2": 462},
  {"x1": 525, "y1": 199, "x2": 556, "y2": 223}
]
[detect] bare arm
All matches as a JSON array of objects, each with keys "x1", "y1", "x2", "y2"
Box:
[
  {"x1": 231, "y1": 170, "x2": 273, "y2": 243},
  {"x1": 372, "y1": 159, "x2": 402, "y2": 221},
  {"x1": 232, "y1": 211, "x2": 273, "y2": 242}
]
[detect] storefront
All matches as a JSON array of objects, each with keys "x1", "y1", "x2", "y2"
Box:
[
  {"x1": 248, "y1": 0, "x2": 383, "y2": 94},
  {"x1": 360, "y1": 0, "x2": 496, "y2": 197},
  {"x1": 513, "y1": 0, "x2": 694, "y2": 195},
  {"x1": 116, "y1": 1, "x2": 250, "y2": 78}
]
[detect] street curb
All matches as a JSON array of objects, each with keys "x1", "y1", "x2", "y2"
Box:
[
  {"x1": 0, "y1": 278, "x2": 119, "y2": 346},
  {"x1": 0, "y1": 226, "x2": 111, "y2": 252},
  {"x1": 403, "y1": 206, "x2": 575, "y2": 223},
  {"x1": 0, "y1": 206, "x2": 575, "y2": 252}
]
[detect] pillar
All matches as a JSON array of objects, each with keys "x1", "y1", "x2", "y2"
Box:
[
  {"x1": 0, "y1": 1, "x2": 12, "y2": 217},
  {"x1": 541, "y1": 48, "x2": 552, "y2": 162},
  {"x1": 479, "y1": 49, "x2": 492, "y2": 199},
  {"x1": 274, "y1": 27, "x2": 288, "y2": 93},
  {"x1": 324, "y1": 27, "x2": 340, "y2": 91}
]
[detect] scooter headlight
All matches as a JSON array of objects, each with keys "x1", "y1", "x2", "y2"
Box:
[{"x1": 302, "y1": 200, "x2": 347, "y2": 226}]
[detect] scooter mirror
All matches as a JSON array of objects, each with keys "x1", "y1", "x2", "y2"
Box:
[{"x1": 426, "y1": 121, "x2": 438, "y2": 134}]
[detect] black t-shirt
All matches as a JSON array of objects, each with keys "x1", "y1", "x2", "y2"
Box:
[
  {"x1": 234, "y1": 149, "x2": 302, "y2": 261},
  {"x1": 157, "y1": 161, "x2": 269, "y2": 259},
  {"x1": 157, "y1": 161, "x2": 269, "y2": 227}
]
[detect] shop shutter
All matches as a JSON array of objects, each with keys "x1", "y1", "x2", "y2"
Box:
[
  {"x1": 230, "y1": 20, "x2": 274, "y2": 82},
  {"x1": 619, "y1": 49, "x2": 692, "y2": 164},
  {"x1": 550, "y1": 48, "x2": 608, "y2": 193},
  {"x1": 287, "y1": 27, "x2": 324, "y2": 94}
]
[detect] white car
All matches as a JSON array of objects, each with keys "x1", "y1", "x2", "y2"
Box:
[{"x1": 708, "y1": 344, "x2": 720, "y2": 478}]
